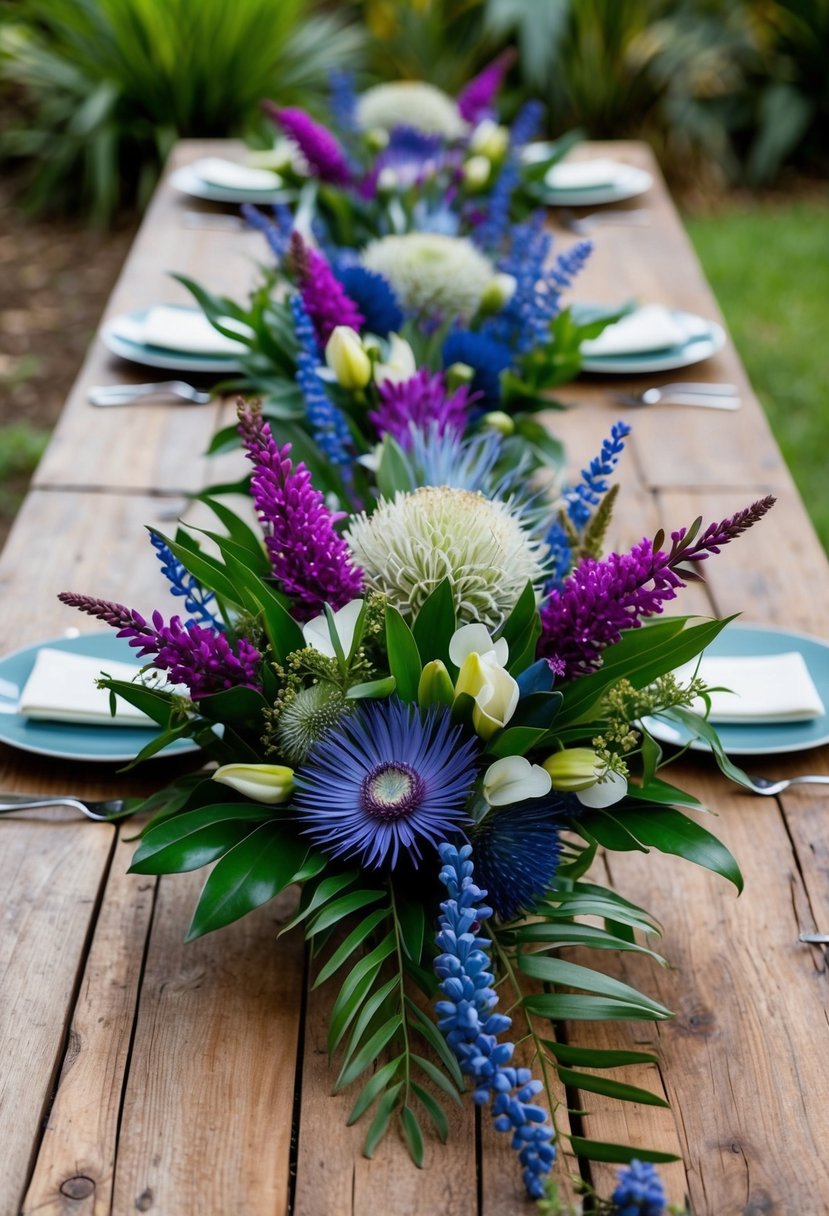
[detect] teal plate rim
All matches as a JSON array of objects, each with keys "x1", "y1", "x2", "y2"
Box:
[
  {"x1": 0, "y1": 631, "x2": 201, "y2": 763},
  {"x1": 644, "y1": 622, "x2": 829, "y2": 756}
]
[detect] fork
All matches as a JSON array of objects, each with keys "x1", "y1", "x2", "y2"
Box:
[
  {"x1": 741, "y1": 774, "x2": 829, "y2": 797},
  {"x1": 89, "y1": 381, "x2": 212, "y2": 407},
  {"x1": 0, "y1": 793, "x2": 128, "y2": 821},
  {"x1": 614, "y1": 383, "x2": 741, "y2": 410},
  {"x1": 559, "y1": 208, "x2": 651, "y2": 234}
]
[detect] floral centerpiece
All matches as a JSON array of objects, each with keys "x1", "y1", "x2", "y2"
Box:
[{"x1": 60, "y1": 400, "x2": 772, "y2": 1203}]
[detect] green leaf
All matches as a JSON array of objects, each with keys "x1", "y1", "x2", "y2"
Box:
[
  {"x1": 518, "y1": 955, "x2": 671, "y2": 1017},
  {"x1": 196, "y1": 495, "x2": 270, "y2": 573},
  {"x1": 396, "y1": 895, "x2": 425, "y2": 964},
  {"x1": 488, "y1": 725, "x2": 549, "y2": 758},
  {"x1": 363, "y1": 1083, "x2": 403, "y2": 1158},
  {"x1": 523, "y1": 993, "x2": 670, "y2": 1022},
  {"x1": 629, "y1": 774, "x2": 704, "y2": 810},
  {"x1": 313, "y1": 908, "x2": 390, "y2": 988},
  {"x1": 411, "y1": 1054, "x2": 462, "y2": 1103},
  {"x1": 98, "y1": 677, "x2": 176, "y2": 728},
  {"x1": 513, "y1": 921, "x2": 665, "y2": 965},
  {"x1": 130, "y1": 804, "x2": 272, "y2": 874},
  {"x1": 347, "y1": 1057, "x2": 404, "y2": 1125},
  {"x1": 400, "y1": 1104, "x2": 425, "y2": 1168},
  {"x1": 558, "y1": 1067, "x2": 668, "y2": 1107},
  {"x1": 248, "y1": 577, "x2": 306, "y2": 662},
  {"x1": 404, "y1": 999, "x2": 464, "y2": 1089},
  {"x1": 149, "y1": 529, "x2": 245, "y2": 609},
  {"x1": 186, "y1": 824, "x2": 310, "y2": 939},
  {"x1": 411, "y1": 1082, "x2": 449, "y2": 1142},
  {"x1": 656, "y1": 705, "x2": 752, "y2": 789},
  {"x1": 279, "y1": 870, "x2": 359, "y2": 935},
  {"x1": 196, "y1": 685, "x2": 269, "y2": 728},
  {"x1": 568, "y1": 1137, "x2": 679, "y2": 1165},
  {"x1": 376, "y1": 435, "x2": 416, "y2": 498},
  {"x1": 541, "y1": 1040, "x2": 659, "y2": 1069},
  {"x1": 308, "y1": 890, "x2": 387, "y2": 938},
  {"x1": 346, "y1": 676, "x2": 397, "y2": 700},
  {"x1": 337, "y1": 1013, "x2": 402, "y2": 1091},
  {"x1": 328, "y1": 935, "x2": 397, "y2": 1055},
  {"x1": 412, "y1": 580, "x2": 455, "y2": 668},
  {"x1": 385, "y1": 606, "x2": 422, "y2": 702}
]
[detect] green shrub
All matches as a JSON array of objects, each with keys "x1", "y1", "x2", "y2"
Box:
[{"x1": 0, "y1": 0, "x2": 364, "y2": 223}]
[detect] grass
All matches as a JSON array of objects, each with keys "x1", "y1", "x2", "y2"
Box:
[
  {"x1": 0, "y1": 422, "x2": 49, "y2": 532},
  {"x1": 686, "y1": 196, "x2": 829, "y2": 549}
]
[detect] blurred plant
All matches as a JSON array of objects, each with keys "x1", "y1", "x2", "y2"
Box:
[
  {"x1": 0, "y1": 0, "x2": 364, "y2": 223},
  {"x1": 358, "y1": 0, "x2": 493, "y2": 92}
]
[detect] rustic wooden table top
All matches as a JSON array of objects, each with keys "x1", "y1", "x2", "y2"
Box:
[{"x1": 3, "y1": 140, "x2": 828, "y2": 1216}]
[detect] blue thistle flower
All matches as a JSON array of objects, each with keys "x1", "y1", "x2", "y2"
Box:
[
  {"x1": 290, "y1": 294, "x2": 353, "y2": 465},
  {"x1": 611, "y1": 1160, "x2": 667, "y2": 1215},
  {"x1": 442, "y1": 329, "x2": 513, "y2": 409},
  {"x1": 294, "y1": 700, "x2": 479, "y2": 869},
  {"x1": 242, "y1": 203, "x2": 294, "y2": 263},
  {"x1": 149, "y1": 533, "x2": 222, "y2": 630},
  {"x1": 333, "y1": 265, "x2": 403, "y2": 337},
  {"x1": 471, "y1": 799, "x2": 571, "y2": 920},
  {"x1": 434, "y1": 842, "x2": 556, "y2": 1198},
  {"x1": 564, "y1": 421, "x2": 631, "y2": 530}
]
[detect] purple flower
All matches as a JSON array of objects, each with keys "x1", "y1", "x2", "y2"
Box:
[
  {"x1": 539, "y1": 496, "x2": 776, "y2": 677},
  {"x1": 457, "y1": 50, "x2": 515, "y2": 124},
  {"x1": 291, "y1": 231, "x2": 364, "y2": 347},
  {"x1": 263, "y1": 102, "x2": 351, "y2": 184},
  {"x1": 369, "y1": 369, "x2": 471, "y2": 447},
  {"x1": 237, "y1": 404, "x2": 363, "y2": 618}
]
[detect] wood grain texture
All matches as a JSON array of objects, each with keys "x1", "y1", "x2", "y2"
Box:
[{"x1": 0, "y1": 818, "x2": 115, "y2": 1216}]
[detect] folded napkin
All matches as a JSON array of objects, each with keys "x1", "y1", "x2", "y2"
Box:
[
  {"x1": 580, "y1": 305, "x2": 688, "y2": 357},
  {"x1": 139, "y1": 306, "x2": 250, "y2": 356},
  {"x1": 545, "y1": 157, "x2": 620, "y2": 191},
  {"x1": 192, "y1": 157, "x2": 282, "y2": 192},
  {"x1": 695, "y1": 652, "x2": 825, "y2": 724},
  {"x1": 19, "y1": 649, "x2": 156, "y2": 727}
]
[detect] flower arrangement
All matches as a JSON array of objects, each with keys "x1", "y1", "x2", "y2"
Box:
[{"x1": 59, "y1": 399, "x2": 772, "y2": 1203}]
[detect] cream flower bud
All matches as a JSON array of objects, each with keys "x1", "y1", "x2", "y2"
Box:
[
  {"x1": 483, "y1": 755, "x2": 552, "y2": 806},
  {"x1": 212, "y1": 763, "x2": 294, "y2": 805},
  {"x1": 470, "y1": 119, "x2": 510, "y2": 161},
  {"x1": 481, "y1": 410, "x2": 514, "y2": 436},
  {"x1": 542, "y1": 748, "x2": 602, "y2": 792},
  {"x1": 373, "y1": 333, "x2": 417, "y2": 386},
  {"x1": 376, "y1": 166, "x2": 399, "y2": 194},
  {"x1": 479, "y1": 272, "x2": 517, "y2": 315},
  {"x1": 364, "y1": 127, "x2": 390, "y2": 152},
  {"x1": 462, "y1": 154, "x2": 491, "y2": 190},
  {"x1": 418, "y1": 659, "x2": 455, "y2": 708},
  {"x1": 444, "y1": 361, "x2": 474, "y2": 392},
  {"x1": 454, "y1": 650, "x2": 519, "y2": 741},
  {"x1": 325, "y1": 326, "x2": 372, "y2": 390}
]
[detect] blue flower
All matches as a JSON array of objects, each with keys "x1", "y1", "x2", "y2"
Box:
[
  {"x1": 564, "y1": 420, "x2": 631, "y2": 530},
  {"x1": 471, "y1": 799, "x2": 571, "y2": 920},
  {"x1": 149, "y1": 532, "x2": 222, "y2": 630},
  {"x1": 294, "y1": 699, "x2": 479, "y2": 869},
  {"x1": 434, "y1": 842, "x2": 556, "y2": 1198},
  {"x1": 333, "y1": 265, "x2": 403, "y2": 337},
  {"x1": 442, "y1": 329, "x2": 513, "y2": 409},
  {"x1": 611, "y1": 1160, "x2": 667, "y2": 1215},
  {"x1": 290, "y1": 294, "x2": 353, "y2": 465},
  {"x1": 243, "y1": 203, "x2": 294, "y2": 263},
  {"x1": 328, "y1": 69, "x2": 357, "y2": 133}
]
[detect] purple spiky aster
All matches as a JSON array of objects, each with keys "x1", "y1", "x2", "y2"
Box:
[
  {"x1": 456, "y1": 50, "x2": 515, "y2": 124},
  {"x1": 263, "y1": 102, "x2": 351, "y2": 185},
  {"x1": 291, "y1": 231, "x2": 364, "y2": 347},
  {"x1": 369, "y1": 369, "x2": 471, "y2": 447},
  {"x1": 294, "y1": 700, "x2": 478, "y2": 869},
  {"x1": 237, "y1": 404, "x2": 363, "y2": 618},
  {"x1": 57, "y1": 594, "x2": 261, "y2": 699},
  {"x1": 539, "y1": 496, "x2": 777, "y2": 677}
]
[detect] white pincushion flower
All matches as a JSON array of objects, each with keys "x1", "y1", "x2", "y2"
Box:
[
  {"x1": 362, "y1": 233, "x2": 496, "y2": 322},
  {"x1": 344, "y1": 486, "x2": 548, "y2": 630},
  {"x1": 356, "y1": 82, "x2": 467, "y2": 139}
]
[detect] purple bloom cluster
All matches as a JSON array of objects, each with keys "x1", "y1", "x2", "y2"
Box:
[
  {"x1": 434, "y1": 843, "x2": 556, "y2": 1199},
  {"x1": 457, "y1": 51, "x2": 515, "y2": 124},
  {"x1": 57, "y1": 594, "x2": 261, "y2": 699},
  {"x1": 374, "y1": 126, "x2": 446, "y2": 190},
  {"x1": 237, "y1": 403, "x2": 363, "y2": 618},
  {"x1": 539, "y1": 496, "x2": 776, "y2": 676},
  {"x1": 149, "y1": 532, "x2": 221, "y2": 629},
  {"x1": 264, "y1": 102, "x2": 351, "y2": 185},
  {"x1": 370, "y1": 369, "x2": 470, "y2": 448},
  {"x1": 564, "y1": 421, "x2": 631, "y2": 529},
  {"x1": 291, "y1": 294, "x2": 354, "y2": 466},
  {"x1": 611, "y1": 1160, "x2": 667, "y2": 1215},
  {"x1": 290, "y1": 231, "x2": 364, "y2": 347}
]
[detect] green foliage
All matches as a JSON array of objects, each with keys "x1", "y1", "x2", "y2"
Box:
[
  {"x1": 0, "y1": 0, "x2": 364, "y2": 222},
  {"x1": 0, "y1": 422, "x2": 49, "y2": 523}
]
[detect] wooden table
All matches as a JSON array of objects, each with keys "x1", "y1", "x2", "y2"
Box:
[{"x1": 3, "y1": 141, "x2": 828, "y2": 1215}]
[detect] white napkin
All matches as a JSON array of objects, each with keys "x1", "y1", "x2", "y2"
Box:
[
  {"x1": 19, "y1": 649, "x2": 158, "y2": 727},
  {"x1": 695, "y1": 653, "x2": 825, "y2": 724},
  {"x1": 139, "y1": 306, "x2": 250, "y2": 356},
  {"x1": 580, "y1": 305, "x2": 688, "y2": 357},
  {"x1": 192, "y1": 157, "x2": 282, "y2": 192},
  {"x1": 545, "y1": 158, "x2": 620, "y2": 191}
]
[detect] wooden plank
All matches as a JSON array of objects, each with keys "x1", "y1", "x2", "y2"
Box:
[
  {"x1": 0, "y1": 817, "x2": 115, "y2": 1216},
  {"x1": 111, "y1": 874, "x2": 305, "y2": 1214},
  {"x1": 21, "y1": 834, "x2": 157, "y2": 1216}
]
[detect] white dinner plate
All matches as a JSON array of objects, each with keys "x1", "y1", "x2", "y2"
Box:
[
  {"x1": 537, "y1": 162, "x2": 653, "y2": 207},
  {"x1": 170, "y1": 164, "x2": 298, "y2": 206},
  {"x1": 578, "y1": 309, "x2": 726, "y2": 375},
  {"x1": 101, "y1": 306, "x2": 245, "y2": 374}
]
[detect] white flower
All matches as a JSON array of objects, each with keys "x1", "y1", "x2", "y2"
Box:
[
  {"x1": 469, "y1": 119, "x2": 509, "y2": 161},
  {"x1": 325, "y1": 326, "x2": 372, "y2": 389},
  {"x1": 362, "y1": 233, "x2": 496, "y2": 322},
  {"x1": 479, "y1": 272, "x2": 517, "y2": 314},
  {"x1": 462, "y1": 154, "x2": 491, "y2": 190},
  {"x1": 373, "y1": 333, "x2": 417, "y2": 386},
  {"x1": 212, "y1": 763, "x2": 294, "y2": 805},
  {"x1": 576, "y1": 771, "x2": 629, "y2": 809},
  {"x1": 302, "y1": 599, "x2": 364, "y2": 661},
  {"x1": 455, "y1": 650, "x2": 520, "y2": 740},
  {"x1": 356, "y1": 81, "x2": 467, "y2": 139},
  {"x1": 483, "y1": 756, "x2": 552, "y2": 806},
  {"x1": 449, "y1": 623, "x2": 509, "y2": 669},
  {"x1": 345, "y1": 487, "x2": 547, "y2": 630},
  {"x1": 543, "y1": 748, "x2": 628, "y2": 807}
]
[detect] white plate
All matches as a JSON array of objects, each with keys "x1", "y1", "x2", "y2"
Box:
[
  {"x1": 539, "y1": 162, "x2": 653, "y2": 207},
  {"x1": 579, "y1": 309, "x2": 726, "y2": 375},
  {"x1": 170, "y1": 164, "x2": 298, "y2": 206},
  {"x1": 101, "y1": 307, "x2": 245, "y2": 374}
]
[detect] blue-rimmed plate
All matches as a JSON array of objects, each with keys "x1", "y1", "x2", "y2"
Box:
[
  {"x1": 644, "y1": 623, "x2": 829, "y2": 756},
  {"x1": 101, "y1": 306, "x2": 245, "y2": 374},
  {"x1": 534, "y1": 160, "x2": 653, "y2": 207},
  {"x1": 578, "y1": 308, "x2": 726, "y2": 375},
  {"x1": 0, "y1": 632, "x2": 200, "y2": 763}
]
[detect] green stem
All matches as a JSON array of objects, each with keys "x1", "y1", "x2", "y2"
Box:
[{"x1": 388, "y1": 881, "x2": 412, "y2": 1102}]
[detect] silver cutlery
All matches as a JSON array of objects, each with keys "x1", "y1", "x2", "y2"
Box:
[
  {"x1": 614, "y1": 383, "x2": 740, "y2": 410},
  {"x1": 741, "y1": 774, "x2": 829, "y2": 797},
  {"x1": 800, "y1": 933, "x2": 829, "y2": 944},
  {"x1": 560, "y1": 208, "x2": 651, "y2": 235},
  {"x1": 182, "y1": 210, "x2": 247, "y2": 231},
  {"x1": 89, "y1": 381, "x2": 212, "y2": 407},
  {"x1": 0, "y1": 793, "x2": 128, "y2": 821}
]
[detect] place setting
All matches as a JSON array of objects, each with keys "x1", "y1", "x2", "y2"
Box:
[
  {"x1": 573, "y1": 300, "x2": 728, "y2": 377},
  {"x1": 100, "y1": 302, "x2": 252, "y2": 375},
  {"x1": 526, "y1": 149, "x2": 654, "y2": 208},
  {"x1": 169, "y1": 154, "x2": 298, "y2": 206}
]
